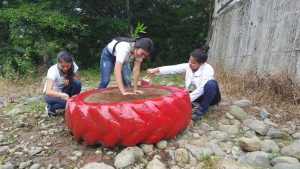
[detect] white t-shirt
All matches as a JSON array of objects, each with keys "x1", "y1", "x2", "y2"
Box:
[
  {"x1": 43, "y1": 62, "x2": 79, "y2": 93},
  {"x1": 107, "y1": 40, "x2": 143, "y2": 63}
]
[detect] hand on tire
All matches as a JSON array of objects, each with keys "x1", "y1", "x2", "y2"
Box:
[
  {"x1": 122, "y1": 92, "x2": 135, "y2": 95},
  {"x1": 134, "y1": 89, "x2": 144, "y2": 95}
]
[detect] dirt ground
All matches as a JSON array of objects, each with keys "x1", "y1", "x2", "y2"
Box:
[
  {"x1": 0, "y1": 114, "x2": 119, "y2": 167},
  {"x1": 0, "y1": 74, "x2": 299, "y2": 168},
  {"x1": 84, "y1": 87, "x2": 171, "y2": 103},
  {"x1": 0, "y1": 78, "x2": 193, "y2": 168}
]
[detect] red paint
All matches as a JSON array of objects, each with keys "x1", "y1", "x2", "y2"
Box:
[{"x1": 65, "y1": 86, "x2": 192, "y2": 147}]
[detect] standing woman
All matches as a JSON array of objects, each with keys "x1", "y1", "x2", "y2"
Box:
[
  {"x1": 147, "y1": 45, "x2": 221, "y2": 121},
  {"x1": 98, "y1": 37, "x2": 154, "y2": 95},
  {"x1": 43, "y1": 50, "x2": 81, "y2": 116}
]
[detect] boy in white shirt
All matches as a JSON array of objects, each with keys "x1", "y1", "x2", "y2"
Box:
[
  {"x1": 147, "y1": 45, "x2": 221, "y2": 121},
  {"x1": 43, "y1": 50, "x2": 81, "y2": 116}
]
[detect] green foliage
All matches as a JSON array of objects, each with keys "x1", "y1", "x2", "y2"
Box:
[
  {"x1": 26, "y1": 101, "x2": 45, "y2": 112},
  {"x1": 271, "y1": 151, "x2": 281, "y2": 158},
  {"x1": 275, "y1": 138, "x2": 293, "y2": 146},
  {"x1": 130, "y1": 22, "x2": 147, "y2": 40},
  {"x1": 0, "y1": 0, "x2": 211, "y2": 78},
  {"x1": 150, "y1": 74, "x2": 185, "y2": 87},
  {"x1": 199, "y1": 117, "x2": 219, "y2": 127},
  {"x1": 79, "y1": 69, "x2": 100, "y2": 90},
  {"x1": 199, "y1": 153, "x2": 218, "y2": 169},
  {"x1": 130, "y1": 0, "x2": 211, "y2": 68},
  {"x1": 236, "y1": 131, "x2": 247, "y2": 137},
  {"x1": 0, "y1": 1, "x2": 85, "y2": 78}
]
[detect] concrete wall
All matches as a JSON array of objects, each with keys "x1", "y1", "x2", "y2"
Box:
[{"x1": 209, "y1": 0, "x2": 300, "y2": 81}]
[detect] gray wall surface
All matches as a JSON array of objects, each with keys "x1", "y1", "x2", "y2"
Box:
[{"x1": 209, "y1": 0, "x2": 300, "y2": 81}]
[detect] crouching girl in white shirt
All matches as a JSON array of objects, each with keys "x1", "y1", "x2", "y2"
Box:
[
  {"x1": 147, "y1": 45, "x2": 221, "y2": 121},
  {"x1": 43, "y1": 50, "x2": 81, "y2": 116}
]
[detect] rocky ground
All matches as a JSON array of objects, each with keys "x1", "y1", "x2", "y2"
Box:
[{"x1": 0, "y1": 77, "x2": 300, "y2": 169}]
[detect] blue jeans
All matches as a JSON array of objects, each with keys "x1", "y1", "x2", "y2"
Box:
[
  {"x1": 98, "y1": 46, "x2": 132, "y2": 88},
  {"x1": 194, "y1": 80, "x2": 221, "y2": 113},
  {"x1": 44, "y1": 78, "x2": 81, "y2": 111}
]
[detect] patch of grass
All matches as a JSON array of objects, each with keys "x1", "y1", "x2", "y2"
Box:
[
  {"x1": 197, "y1": 117, "x2": 218, "y2": 128},
  {"x1": 1, "y1": 130, "x2": 14, "y2": 143},
  {"x1": 199, "y1": 153, "x2": 218, "y2": 169},
  {"x1": 150, "y1": 74, "x2": 185, "y2": 87},
  {"x1": 80, "y1": 68, "x2": 99, "y2": 81},
  {"x1": 0, "y1": 103, "x2": 14, "y2": 115},
  {"x1": 26, "y1": 101, "x2": 46, "y2": 112},
  {"x1": 0, "y1": 155, "x2": 6, "y2": 164},
  {"x1": 44, "y1": 115, "x2": 57, "y2": 123},
  {"x1": 236, "y1": 131, "x2": 246, "y2": 138},
  {"x1": 195, "y1": 107, "x2": 218, "y2": 126},
  {"x1": 271, "y1": 151, "x2": 282, "y2": 158},
  {"x1": 47, "y1": 148, "x2": 57, "y2": 156},
  {"x1": 207, "y1": 107, "x2": 213, "y2": 113},
  {"x1": 229, "y1": 140, "x2": 239, "y2": 146},
  {"x1": 62, "y1": 163, "x2": 76, "y2": 169},
  {"x1": 278, "y1": 139, "x2": 293, "y2": 146},
  {"x1": 80, "y1": 68, "x2": 100, "y2": 89}
]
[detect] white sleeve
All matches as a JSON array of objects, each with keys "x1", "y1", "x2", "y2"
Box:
[
  {"x1": 46, "y1": 67, "x2": 56, "y2": 80},
  {"x1": 189, "y1": 67, "x2": 214, "y2": 102},
  {"x1": 115, "y1": 42, "x2": 131, "y2": 63},
  {"x1": 158, "y1": 63, "x2": 188, "y2": 75}
]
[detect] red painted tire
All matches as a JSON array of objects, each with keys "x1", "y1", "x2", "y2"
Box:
[{"x1": 65, "y1": 86, "x2": 191, "y2": 147}]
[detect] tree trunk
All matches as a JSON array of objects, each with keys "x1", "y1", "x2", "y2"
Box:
[{"x1": 126, "y1": 0, "x2": 133, "y2": 35}]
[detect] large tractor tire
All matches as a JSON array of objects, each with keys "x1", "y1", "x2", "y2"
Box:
[{"x1": 65, "y1": 86, "x2": 191, "y2": 147}]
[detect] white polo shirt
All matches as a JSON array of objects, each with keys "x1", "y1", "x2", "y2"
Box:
[{"x1": 43, "y1": 62, "x2": 78, "y2": 93}]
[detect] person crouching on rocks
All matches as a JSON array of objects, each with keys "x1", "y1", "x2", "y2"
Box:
[
  {"x1": 43, "y1": 50, "x2": 81, "y2": 116},
  {"x1": 146, "y1": 45, "x2": 221, "y2": 121}
]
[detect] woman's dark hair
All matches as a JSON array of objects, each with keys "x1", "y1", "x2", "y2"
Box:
[
  {"x1": 134, "y1": 38, "x2": 155, "y2": 55},
  {"x1": 57, "y1": 50, "x2": 74, "y2": 80},
  {"x1": 190, "y1": 44, "x2": 210, "y2": 64}
]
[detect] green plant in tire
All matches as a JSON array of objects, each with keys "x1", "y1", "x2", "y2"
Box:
[{"x1": 129, "y1": 22, "x2": 147, "y2": 40}]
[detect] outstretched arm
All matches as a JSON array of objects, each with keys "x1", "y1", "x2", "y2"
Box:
[
  {"x1": 146, "y1": 67, "x2": 159, "y2": 77},
  {"x1": 148, "y1": 63, "x2": 188, "y2": 76}
]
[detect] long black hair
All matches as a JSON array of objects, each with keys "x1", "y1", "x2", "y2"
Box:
[
  {"x1": 134, "y1": 38, "x2": 155, "y2": 55},
  {"x1": 57, "y1": 50, "x2": 74, "y2": 80},
  {"x1": 190, "y1": 44, "x2": 210, "y2": 64}
]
